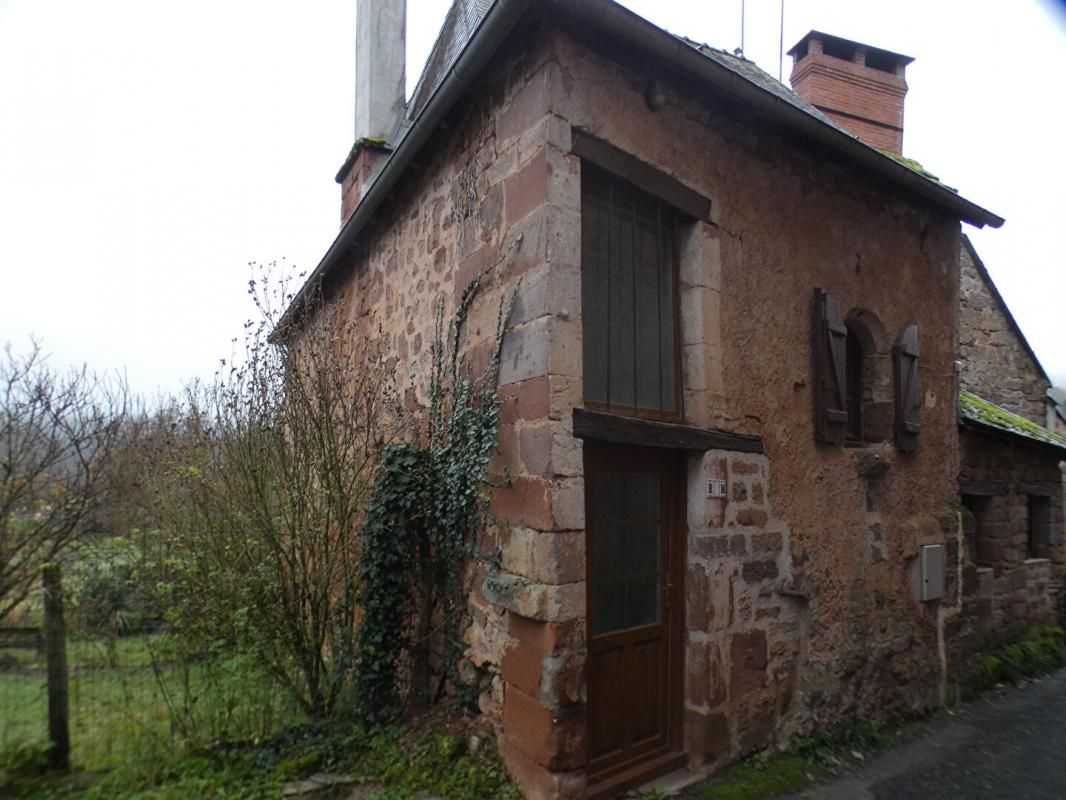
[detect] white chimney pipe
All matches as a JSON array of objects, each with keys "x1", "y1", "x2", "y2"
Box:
[{"x1": 355, "y1": 0, "x2": 407, "y2": 142}]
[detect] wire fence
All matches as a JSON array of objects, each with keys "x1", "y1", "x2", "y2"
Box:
[{"x1": 0, "y1": 538, "x2": 301, "y2": 773}]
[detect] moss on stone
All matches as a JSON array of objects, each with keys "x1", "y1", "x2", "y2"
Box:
[
  {"x1": 879, "y1": 149, "x2": 941, "y2": 183},
  {"x1": 357, "y1": 136, "x2": 391, "y2": 149},
  {"x1": 692, "y1": 754, "x2": 817, "y2": 799},
  {"x1": 960, "y1": 390, "x2": 1066, "y2": 449}
]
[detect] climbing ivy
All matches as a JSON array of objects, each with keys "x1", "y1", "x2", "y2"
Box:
[{"x1": 357, "y1": 250, "x2": 518, "y2": 725}]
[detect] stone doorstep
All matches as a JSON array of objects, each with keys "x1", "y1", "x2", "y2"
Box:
[
  {"x1": 635, "y1": 766, "x2": 708, "y2": 796},
  {"x1": 280, "y1": 773, "x2": 380, "y2": 799}
]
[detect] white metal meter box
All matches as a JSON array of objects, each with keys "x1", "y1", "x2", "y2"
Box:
[{"x1": 920, "y1": 544, "x2": 945, "y2": 601}]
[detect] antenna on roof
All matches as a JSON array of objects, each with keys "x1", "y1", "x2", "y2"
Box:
[
  {"x1": 778, "y1": 0, "x2": 785, "y2": 81},
  {"x1": 740, "y1": 0, "x2": 745, "y2": 57}
]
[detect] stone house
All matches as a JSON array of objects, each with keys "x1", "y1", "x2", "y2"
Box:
[
  {"x1": 956, "y1": 236, "x2": 1066, "y2": 638},
  {"x1": 285, "y1": 2, "x2": 1012, "y2": 797}
]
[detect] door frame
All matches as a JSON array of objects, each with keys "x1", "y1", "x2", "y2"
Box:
[{"x1": 584, "y1": 441, "x2": 687, "y2": 798}]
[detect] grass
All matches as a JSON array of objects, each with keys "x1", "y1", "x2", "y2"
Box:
[
  {"x1": 6, "y1": 722, "x2": 521, "y2": 800},
  {"x1": 969, "y1": 624, "x2": 1066, "y2": 693},
  {"x1": 1, "y1": 634, "x2": 521, "y2": 800},
  {"x1": 1, "y1": 633, "x2": 300, "y2": 785}
]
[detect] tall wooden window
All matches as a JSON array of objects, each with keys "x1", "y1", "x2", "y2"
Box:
[{"x1": 581, "y1": 165, "x2": 680, "y2": 419}]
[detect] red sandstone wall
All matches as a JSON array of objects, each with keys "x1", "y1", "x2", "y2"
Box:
[
  {"x1": 323, "y1": 33, "x2": 574, "y2": 744},
  {"x1": 545, "y1": 25, "x2": 965, "y2": 771}
]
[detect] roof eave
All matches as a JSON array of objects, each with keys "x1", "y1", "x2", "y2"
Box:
[
  {"x1": 275, "y1": 0, "x2": 535, "y2": 334},
  {"x1": 960, "y1": 416, "x2": 1066, "y2": 456}
]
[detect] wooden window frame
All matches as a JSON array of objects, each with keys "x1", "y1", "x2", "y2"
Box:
[
  {"x1": 1028, "y1": 494, "x2": 1052, "y2": 559},
  {"x1": 580, "y1": 163, "x2": 685, "y2": 423}
]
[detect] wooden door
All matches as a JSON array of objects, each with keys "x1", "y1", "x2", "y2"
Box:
[{"x1": 585, "y1": 444, "x2": 685, "y2": 798}]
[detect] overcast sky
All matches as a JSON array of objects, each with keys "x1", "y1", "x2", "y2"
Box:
[{"x1": 1, "y1": 0, "x2": 1063, "y2": 393}]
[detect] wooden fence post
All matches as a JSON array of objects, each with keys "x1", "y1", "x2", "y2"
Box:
[{"x1": 42, "y1": 563, "x2": 71, "y2": 772}]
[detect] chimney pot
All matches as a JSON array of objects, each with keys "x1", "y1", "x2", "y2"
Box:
[{"x1": 787, "y1": 30, "x2": 913, "y2": 155}]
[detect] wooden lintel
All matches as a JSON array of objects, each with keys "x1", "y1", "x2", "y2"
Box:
[
  {"x1": 960, "y1": 480, "x2": 1008, "y2": 497},
  {"x1": 572, "y1": 408, "x2": 763, "y2": 454},
  {"x1": 1017, "y1": 482, "x2": 1057, "y2": 497},
  {"x1": 571, "y1": 130, "x2": 712, "y2": 221}
]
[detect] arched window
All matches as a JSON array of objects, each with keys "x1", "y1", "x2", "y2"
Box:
[
  {"x1": 813, "y1": 293, "x2": 890, "y2": 446},
  {"x1": 845, "y1": 322, "x2": 866, "y2": 442},
  {"x1": 845, "y1": 311, "x2": 887, "y2": 444}
]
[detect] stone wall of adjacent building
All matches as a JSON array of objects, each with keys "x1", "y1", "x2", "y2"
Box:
[
  {"x1": 958, "y1": 240, "x2": 1049, "y2": 425},
  {"x1": 960, "y1": 428, "x2": 1065, "y2": 640}
]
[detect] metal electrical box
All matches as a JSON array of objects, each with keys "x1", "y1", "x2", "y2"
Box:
[{"x1": 920, "y1": 544, "x2": 945, "y2": 602}]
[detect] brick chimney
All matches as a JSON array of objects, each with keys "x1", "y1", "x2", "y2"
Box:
[
  {"x1": 788, "y1": 31, "x2": 913, "y2": 155},
  {"x1": 338, "y1": 0, "x2": 407, "y2": 223}
]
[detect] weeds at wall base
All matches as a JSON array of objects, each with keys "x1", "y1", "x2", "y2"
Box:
[
  {"x1": 635, "y1": 626, "x2": 1066, "y2": 800},
  {"x1": 3, "y1": 713, "x2": 521, "y2": 800},
  {"x1": 965, "y1": 624, "x2": 1066, "y2": 696},
  {"x1": 668, "y1": 714, "x2": 928, "y2": 800}
]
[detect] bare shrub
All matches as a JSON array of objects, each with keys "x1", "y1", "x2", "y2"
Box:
[
  {"x1": 0, "y1": 341, "x2": 126, "y2": 623},
  {"x1": 153, "y1": 266, "x2": 398, "y2": 719}
]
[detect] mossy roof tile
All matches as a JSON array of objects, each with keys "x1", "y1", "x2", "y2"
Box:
[{"x1": 960, "y1": 390, "x2": 1066, "y2": 452}]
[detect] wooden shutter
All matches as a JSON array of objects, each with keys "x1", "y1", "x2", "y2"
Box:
[
  {"x1": 813, "y1": 289, "x2": 848, "y2": 445},
  {"x1": 893, "y1": 323, "x2": 921, "y2": 453}
]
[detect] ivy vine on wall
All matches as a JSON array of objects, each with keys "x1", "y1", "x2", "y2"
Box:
[{"x1": 357, "y1": 240, "x2": 520, "y2": 724}]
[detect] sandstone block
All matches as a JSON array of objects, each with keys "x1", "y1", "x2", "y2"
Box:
[
  {"x1": 499, "y1": 738, "x2": 586, "y2": 800},
  {"x1": 730, "y1": 630, "x2": 768, "y2": 695},
  {"x1": 497, "y1": 69, "x2": 551, "y2": 144},
  {"x1": 685, "y1": 709, "x2": 731, "y2": 768},
  {"x1": 502, "y1": 685, "x2": 585, "y2": 771},
  {"x1": 505, "y1": 149, "x2": 549, "y2": 229},
  {"x1": 500, "y1": 317, "x2": 549, "y2": 386},
  {"x1": 552, "y1": 478, "x2": 584, "y2": 530},
  {"x1": 499, "y1": 377, "x2": 550, "y2": 425},
  {"x1": 490, "y1": 475, "x2": 553, "y2": 531}
]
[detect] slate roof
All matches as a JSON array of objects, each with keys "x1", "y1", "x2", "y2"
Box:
[
  {"x1": 389, "y1": 1, "x2": 993, "y2": 207},
  {"x1": 406, "y1": 0, "x2": 494, "y2": 124},
  {"x1": 678, "y1": 37, "x2": 848, "y2": 133},
  {"x1": 281, "y1": 0, "x2": 1003, "y2": 332},
  {"x1": 960, "y1": 390, "x2": 1066, "y2": 452}
]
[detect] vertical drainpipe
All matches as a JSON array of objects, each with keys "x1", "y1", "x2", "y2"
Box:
[{"x1": 937, "y1": 511, "x2": 965, "y2": 706}]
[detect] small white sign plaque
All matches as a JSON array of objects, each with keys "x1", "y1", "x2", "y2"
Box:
[{"x1": 707, "y1": 479, "x2": 727, "y2": 498}]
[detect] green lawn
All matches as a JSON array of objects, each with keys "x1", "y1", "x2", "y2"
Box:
[{"x1": 1, "y1": 634, "x2": 299, "y2": 776}]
